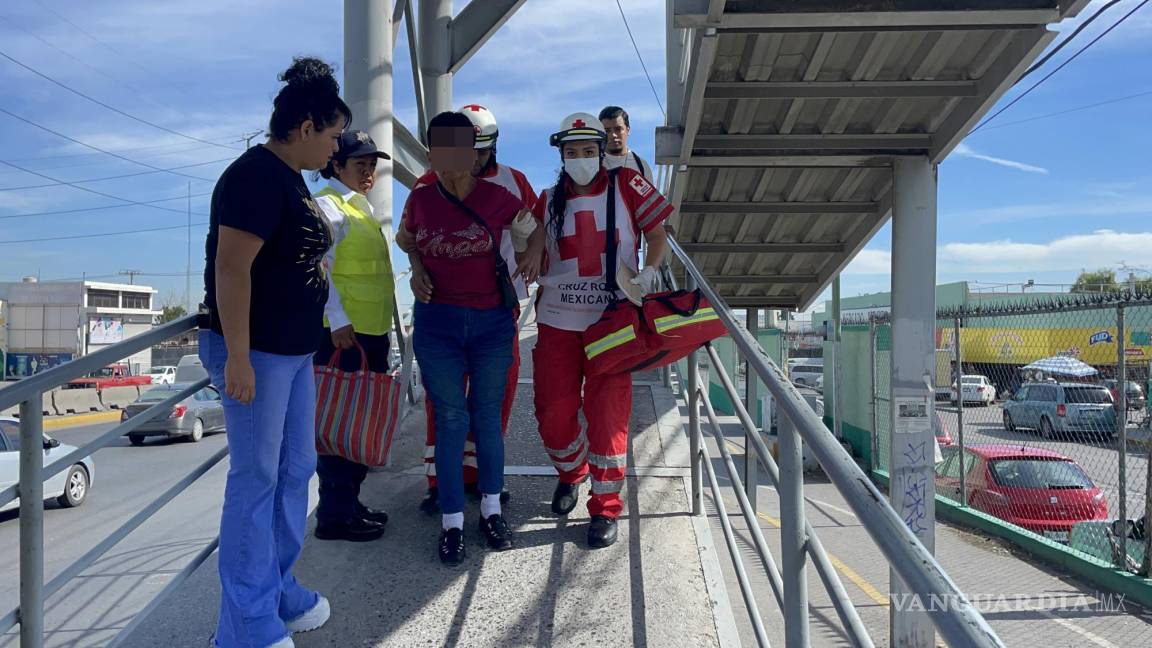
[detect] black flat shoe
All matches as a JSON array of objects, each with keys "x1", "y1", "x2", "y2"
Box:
[
  {"x1": 356, "y1": 504, "x2": 389, "y2": 526},
  {"x1": 315, "y1": 517, "x2": 385, "y2": 542},
  {"x1": 551, "y1": 480, "x2": 580, "y2": 516},
  {"x1": 465, "y1": 482, "x2": 512, "y2": 503},
  {"x1": 439, "y1": 528, "x2": 466, "y2": 566},
  {"x1": 587, "y1": 515, "x2": 618, "y2": 549},
  {"x1": 479, "y1": 514, "x2": 514, "y2": 551},
  {"x1": 420, "y1": 488, "x2": 440, "y2": 515}
]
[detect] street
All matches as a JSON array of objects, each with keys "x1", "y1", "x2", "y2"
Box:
[{"x1": 0, "y1": 422, "x2": 232, "y2": 647}]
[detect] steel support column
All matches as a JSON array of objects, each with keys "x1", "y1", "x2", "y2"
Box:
[
  {"x1": 832, "y1": 276, "x2": 842, "y2": 441},
  {"x1": 419, "y1": 0, "x2": 453, "y2": 115},
  {"x1": 345, "y1": 0, "x2": 395, "y2": 232},
  {"x1": 745, "y1": 308, "x2": 759, "y2": 510},
  {"x1": 889, "y1": 156, "x2": 938, "y2": 648},
  {"x1": 19, "y1": 398, "x2": 45, "y2": 647}
]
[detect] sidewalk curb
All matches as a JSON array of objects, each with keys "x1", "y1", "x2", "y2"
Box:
[{"x1": 43, "y1": 410, "x2": 122, "y2": 431}]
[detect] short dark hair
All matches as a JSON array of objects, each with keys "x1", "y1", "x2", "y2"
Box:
[
  {"x1": 599, "y1": 106, "x2": 630, "y2": 128},
  {"x1": 268, "y1": 57, "x2": 352, "y2": 141},
  {"x1": 426, "y1": 111, "x2": 476, "y2": 146}
]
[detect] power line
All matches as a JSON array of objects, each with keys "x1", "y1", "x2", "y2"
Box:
[
  {"x1": 0, "y1": 107, "x2": 216, "y2": 181},
  {"x1": 1017, "y1": 0, "x2": 1125, "y2": 82},
  {"x1": 982, "y1": 88, "x2": 1152, "y2": 130},
  {"x1": 5, "y1": 137, "x2": 241, "y2": 164},
  {"x1": 0, "y1": 157, "x2": 232, "y2": 192},
  {"x1": 0, "y1": 191, "x2": 212, "y2": 220},
  {"x1": 0, "y1": 222, "x2": 209, "y2": 245},
  {"x1": 0, "y1": 48, "x2": 239, "y2": 150},
  {"x1": 613, "y1": 0, "x2": 665, "y2": 118},
  {"x1": 970, "y1": 0, "x2": 1151, "y2": 134},
  {"x1": 0, "y1": 158, "x2": 203, "y2": 216},
  {"x1": 31, "y1": 0, "x2": 149, "y2": 75},
  {"x1": 0, "y1": 13, "x2": 189, "y2": 119}
]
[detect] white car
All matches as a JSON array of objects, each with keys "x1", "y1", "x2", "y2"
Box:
[
  {"x1": 0, "y1": 417, "x2": 95, "y2": 512},
  {"x1": 148, "y1": 365, "x2": 177, "y2": 385},
  {"x1": 790, "y1": 364, "x2": 823, "y2": 388},
  {"x1": 951, "y1": 375, "x2": 997, "y2": 406},
  {"x1": 815, "y1": 374, "x2": 824, "y2": 393}
]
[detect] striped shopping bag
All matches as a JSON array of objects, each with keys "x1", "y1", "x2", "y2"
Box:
[{"x1": 314, "y1": 343, "x2": 403, "y2": 467}]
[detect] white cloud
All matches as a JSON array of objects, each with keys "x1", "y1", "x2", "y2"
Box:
[
  {"x1": 952, "y1": 143, "x2": 1049, "y2": 175},
  {"x1": 940, "y1": 229, "x2": 1152, "y2": 273},
  {"x1": 844, "y1": 248, "x2": 892, "y2": 275},
  {"x1": 837, "y1": 231, "x2": 1152, "y2": 282}
]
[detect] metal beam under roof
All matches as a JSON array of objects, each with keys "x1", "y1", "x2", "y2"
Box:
[{"x1": 662, "y1": 0, "x2": 1082, "y2": 311}]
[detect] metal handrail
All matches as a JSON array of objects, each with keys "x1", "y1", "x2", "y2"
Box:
[
  {"x1": 667, "y1": 237, "x2": 1006, "y2": 647},
  {"x1": 700, "y1": 344, "x2": 872, "y2": 648},
  {"x1": 0, "y1": 314, "x2": 198, "y2": 412}
]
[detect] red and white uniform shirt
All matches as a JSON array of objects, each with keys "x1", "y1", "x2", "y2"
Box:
[
  {"x1": 531, "y1": 167, "x2": 673, "y2": 332},
  {"x1": 413, "y1": 164, "x2": 536, "y2": 300}
]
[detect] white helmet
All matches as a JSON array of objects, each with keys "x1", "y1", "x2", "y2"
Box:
[
  {"x1": 549, "y1": 112, "x2": 606, "y2": 148},
  {"x1": 459, "y1": 104, "x2": 498, "y2": 149}
]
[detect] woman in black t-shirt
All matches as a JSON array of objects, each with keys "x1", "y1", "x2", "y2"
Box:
[{"x1": 201, "y1": 57, "x2": 348, "y2": 648}]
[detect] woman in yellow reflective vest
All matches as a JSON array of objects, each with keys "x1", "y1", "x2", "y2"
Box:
[{"x1": 311, "y1": 130, "x2": 395, "y2": 542}]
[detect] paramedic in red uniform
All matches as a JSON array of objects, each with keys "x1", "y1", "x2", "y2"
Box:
[
  {"x1": 532, "y1": 112, "x2": 673, "y2": 548},
  {"x1": 403, "y1": 105, "x2": 536, "y2": 514}
]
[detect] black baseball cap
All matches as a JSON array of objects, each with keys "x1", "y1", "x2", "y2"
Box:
[{"x1": 335, "y1": 130, "x2": 391, "y2": 162}]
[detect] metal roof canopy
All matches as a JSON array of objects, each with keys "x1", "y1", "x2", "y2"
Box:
[{"x1": 658, "y1": 0, "x2": 1094, "y2": 310}]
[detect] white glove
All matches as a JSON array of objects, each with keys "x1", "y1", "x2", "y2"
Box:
[
  {"x1": 510, "y1": 212, "x2": 537, "y2": 253},
  {"x1": 630, "y1": 266, "x2": 659, "y2": 295}
]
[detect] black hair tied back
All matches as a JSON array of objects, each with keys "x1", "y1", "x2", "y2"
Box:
[{"x1": 269, "y1": 57, "x2": 352, "y2": 141}]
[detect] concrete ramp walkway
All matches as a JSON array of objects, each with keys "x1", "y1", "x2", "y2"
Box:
[{"x1": 122, "y1": 322, "x2": 734, "y2": 648}]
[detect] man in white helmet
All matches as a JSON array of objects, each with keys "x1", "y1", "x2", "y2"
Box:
[
  {"x1": 530, "y1": 111, "x2": 673, "y2": 548},
  {"x1": 404, "y1": 104, "x2": 537, "y2": 514}
]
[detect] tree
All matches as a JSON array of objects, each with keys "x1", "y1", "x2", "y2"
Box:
[
  {"x1": 158, "y1": 304, "x2": 187, "y2": 324},
  {"x1": 1071, "y1": 269, "x2": 1121, "y2": 294}
]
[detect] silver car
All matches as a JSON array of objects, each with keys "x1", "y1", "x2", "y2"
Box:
[
  {"x1": 122, "y1": 383, "x2": 226, "y2": 445},
  {"x1": 0, "y1": 418, "x2": 95, "y2": 512}
]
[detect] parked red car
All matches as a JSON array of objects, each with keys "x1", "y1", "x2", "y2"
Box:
[{"x1": 935, "y1": 444, "x2": 1107, "y2": 542}]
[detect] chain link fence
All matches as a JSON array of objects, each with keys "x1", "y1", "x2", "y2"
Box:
[{"x1": 854, "y1": 298, "x2": 1152, "y2": 577}]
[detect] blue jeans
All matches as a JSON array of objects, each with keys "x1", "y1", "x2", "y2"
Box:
[
  {"x1": 413, "y1": 302, "x2": 514, "y2": 515},
  {"x1": 201, "y1": 331, "x2": 319, "y2": 648}
]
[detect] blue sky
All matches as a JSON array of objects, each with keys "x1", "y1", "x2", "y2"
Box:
[{"x1": 0, "y1": 0, "x2": 1149, "y2": 315}]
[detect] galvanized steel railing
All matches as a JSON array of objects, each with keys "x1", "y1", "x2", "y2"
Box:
[
  {"x1": 5, "y1": 290, "x2": 417, "y2": 646},
  {"x1": 664, "y1": 238, "x2": 1007, "y2": 647}
]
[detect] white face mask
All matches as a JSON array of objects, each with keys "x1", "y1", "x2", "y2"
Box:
[{"x1": 564, "y1": 157, "x2": 601, "y2": 186}]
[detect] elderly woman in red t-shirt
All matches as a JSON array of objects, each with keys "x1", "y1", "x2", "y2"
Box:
[{"x1": 398, "y1": 111, "x2": 542, "y2": 566}]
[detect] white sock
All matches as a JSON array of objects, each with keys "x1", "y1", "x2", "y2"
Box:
[
  {"x1": 442, "y1": 512, "x2": 464, "y2": 531},
  {"x1": 481, "y1": 493, "x2": 502, "y2": 518}
]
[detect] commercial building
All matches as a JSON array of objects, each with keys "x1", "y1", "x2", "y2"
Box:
[{"x1": 0, "y1": 278, "x2": 159, "y2": 378}]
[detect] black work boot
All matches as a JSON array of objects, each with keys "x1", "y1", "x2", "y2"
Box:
[
  {"x1": 587, "y1": 515, "x2": 618, "y2": 549},
  {"x1": 551, "y1": 480, "x2": 580, "y2": 516},
  {"x1": 420, "y1": 487, "x2": 440, "y2": 515},
  {"x1": 314, "y1": 517, "x2": 386, "y2": 542}
]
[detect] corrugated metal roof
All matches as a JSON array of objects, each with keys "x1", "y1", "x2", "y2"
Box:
[{"x1": 658, "y1": 0, "x2": 1093, "y2": 310}]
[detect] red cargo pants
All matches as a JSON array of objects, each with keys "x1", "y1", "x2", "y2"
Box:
[{"x1": 533, "y1": 323, "x2": 632, "y2": 518}]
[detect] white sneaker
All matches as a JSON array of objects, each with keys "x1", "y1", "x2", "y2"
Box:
[
  {"x1": 209, "y1": 634, "x2": 294, "y2": 648},
  {"x1": 285, "y1": 595, "x2": 330, "y2": 634}
]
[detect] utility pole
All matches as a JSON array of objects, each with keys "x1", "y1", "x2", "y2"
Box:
[
  {"x1": 238, "y1": 130, "x2": 264, "y2": 149},
  {"x1": 187, "y1": 181, "x2": 193, "y2": 311},
  {"x1": 119, "y1": 269, "x2": 143, "y2": 285}
]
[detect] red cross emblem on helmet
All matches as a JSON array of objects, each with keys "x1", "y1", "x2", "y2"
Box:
[{"x1": 572, "y1": 118, "x2": 586, "y2": 128}]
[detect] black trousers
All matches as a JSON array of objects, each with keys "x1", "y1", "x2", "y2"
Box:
[{"x1": 314, "y1": 328, "x2": 391, "y2": 526}]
